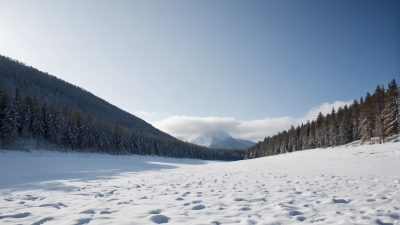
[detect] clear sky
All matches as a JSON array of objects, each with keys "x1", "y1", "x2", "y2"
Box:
[{"x1": 0, "y1": 0, "x2": 399, "y2": 141}]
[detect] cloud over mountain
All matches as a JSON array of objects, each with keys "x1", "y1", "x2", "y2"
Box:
[{"x1": 153, "y1": 100, "x2": 353, "y2": 142}]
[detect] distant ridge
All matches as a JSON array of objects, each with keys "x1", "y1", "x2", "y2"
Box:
[
  {"x1": 0, "y1": 54, "x2": 174, "y2": 139},
  {"x1": 181, "y1": 130, "x2": 256, "y2": 148}
]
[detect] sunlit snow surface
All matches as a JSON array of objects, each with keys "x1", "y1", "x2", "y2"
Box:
[{"x1": 0, "y1": 142, "x2": 399, "y2": 225}]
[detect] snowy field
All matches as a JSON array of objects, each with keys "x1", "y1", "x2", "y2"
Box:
[{"x1": 0, "y1": 142, "x2": 399, "y2": 225}]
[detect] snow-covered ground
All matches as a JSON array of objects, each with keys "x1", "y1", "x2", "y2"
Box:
[{"x1": 0, "y1": 142, "x2": 399, "y2": 225}]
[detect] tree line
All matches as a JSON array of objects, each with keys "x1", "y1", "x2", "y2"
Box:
[
  {"x1": 0, "y1": 88, "x2": 245, "y2": 161},
  {"x1": 245, "y1": 79, "x2": 399, "y2": 159}
]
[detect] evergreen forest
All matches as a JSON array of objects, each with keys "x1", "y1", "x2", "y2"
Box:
[
  {"x1": 0, "y1": 88, "x2": 245, "y2": 160},
  {"x1": 0, "y1": 55, "x2": 245, "y2": 161},
  {"x1": 245, "y1": 79, "x2": 399, "y2": 159}
]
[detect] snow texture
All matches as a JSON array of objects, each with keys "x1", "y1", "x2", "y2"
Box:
[{"x1": 0, "y1": 142, "x2": 399, "y2": 224}]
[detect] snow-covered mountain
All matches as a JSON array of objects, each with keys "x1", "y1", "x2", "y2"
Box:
[{"x1": 180, "y1": 130, "x2": 256, "y2": 148}]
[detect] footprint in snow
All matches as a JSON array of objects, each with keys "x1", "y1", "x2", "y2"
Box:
[
  {"x1": 333, "y1": 199, "x2": 349, "y2": 204},
  {"x1": 74, "y1": 218, "x2": 92, "y2": 225},
  {"x1": 211, "y1": 221, "x2": 221, "y2": 225},
  {"x1": 149, "y1": 209, "x2": 161, "y2": 214},
  {"x1": 79, "y1": 209, "x2": 95, "y2": 214},
  {"x1": 191, "y1": 204, "x2": 205, "y2": 210},
  {"x1": 117, "y1": 201, "x2": 130, "y2": 205},
  {"x1": 149, "y1": 215, "x2": 170, "y2": 224},
  {"x1": 289, "y1": 210, "x2": 303, "y2": 216},
  {"x1": 239, "y1": 207, "x2": 252, "y2": 211},
  {"x1": 297, "y1": 216, "x2": 306, "y2": 222}
]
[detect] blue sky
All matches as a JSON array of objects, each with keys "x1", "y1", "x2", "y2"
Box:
[{"x1": 0, "y1": 0, "x2": 399, "y2": 141}]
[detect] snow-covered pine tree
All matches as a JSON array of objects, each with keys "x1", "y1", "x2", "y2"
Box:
[
  {"x1": 382, "y1": 79, "x2": 399, "y2": 137},
  {"x1": 351, "y1": 100, "x2": 361, "y2": 141},
  {"x1": 307, "y1": 120, "x2": 316, "y2": 149},
  {"x1": 1, "y1": 90, "x2": 19, "y2": 147},
  {"x1": 61, "y1": 108, "x2": 70, "y2": 150},
  {"x1": 78, "y1": 114, "x2": 90, "y2": 150},
  {"x1": 67, "y1": 109, "x2": 79, "y2": 150},
  {"x1": 374, "y1": 113, "x2": 384, "y2": 144},
  {"x1": 13, "y1": 88, "x2": 22, "y2": 136},
  {"x1": 112, "y1": 122, "x2": 122, "y2": 154},
  {"x1": 21, "y1": 95, "x2": 34, "y2": 138},
  {"x1": 32, "y1": 100, "x2": 44, "y2": 149},
  {"x1": 339, "y1": 114, "x2": 352, "y2": 145},
  {"x1": 329, "y1": 108, "x2": 339, "y2": 146},
  {"x1": 315, "y1": 112, "x2": 325, "y2": 148},
  {"x1": 46, "y1": 103, "x2": 59, "y2": 150},
  {"x1": 41, "y1": 102, "x2": 48, "y2": 141},
  {"x1": 359, "y1": 112, "x2": 372, "y2": 145}
]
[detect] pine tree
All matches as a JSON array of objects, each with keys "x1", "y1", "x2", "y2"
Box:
[
  {"x1": 315, "y1": 112, "x2": 325, "y2": 148},
  {"x1": 1, "y1": 90, "x2": 19, "y2": 146},
  {"x1": 351, "y1": 100, "x2": 361, "y2": 141},
  {"x1": 14, "y1": 88, "x2": 22, "y2": 136},
  {"x1": 32, "y1": 101, "x2": 44, "y2": 149},
  {"x1": 46, "y1": 103, "x2": 59, "y2": 150},
  {"x1": 339, "y1": 114, "x2": 352, "y2": 145},
  {"x1": 329, "y1": 108, "x2": 339, "y2": 146},
  {"x1": 374, "y1": 113, "x2": 384, "y2": 144},
  {"x1": 360, "y1": 112, "x2": 372, "y2": 145},
  {"x1": 21, "y1": 95, "x2": 34, "y2": 138},
  {"x1": 382, "y1": 79, "x2": 399, "y2": 137}
]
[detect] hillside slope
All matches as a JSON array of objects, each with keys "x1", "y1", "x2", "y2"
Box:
[{"x1": 0, "y1": 55, "x2": 173, "y2": 139}]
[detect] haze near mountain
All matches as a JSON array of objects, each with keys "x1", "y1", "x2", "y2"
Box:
[{"x1": 181, "y1": 130, "x2": 255, "y2": 148}]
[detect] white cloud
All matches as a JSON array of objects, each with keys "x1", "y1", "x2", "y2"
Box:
[
  {"x1": 152, "y1": 100, "x2": 353, "y2": 142},
  {"x1": 134, "y1": 111, "x2": 157, "y2": 116}
]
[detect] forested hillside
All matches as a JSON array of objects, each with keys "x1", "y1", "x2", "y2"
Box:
[
  {"x1": 245, "y1": 79, "x2": 399, "y2": 159},
  {"x1": 0, "y1": 88, "x2": 245, "y2": 160},
  {"x1": 0, "y1": 55, "x2": 172, "y2": 139}
]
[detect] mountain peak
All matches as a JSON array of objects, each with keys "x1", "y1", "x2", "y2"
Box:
[{"x1": 181, "y1": 130, "x2": 255, "y2": 148}]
